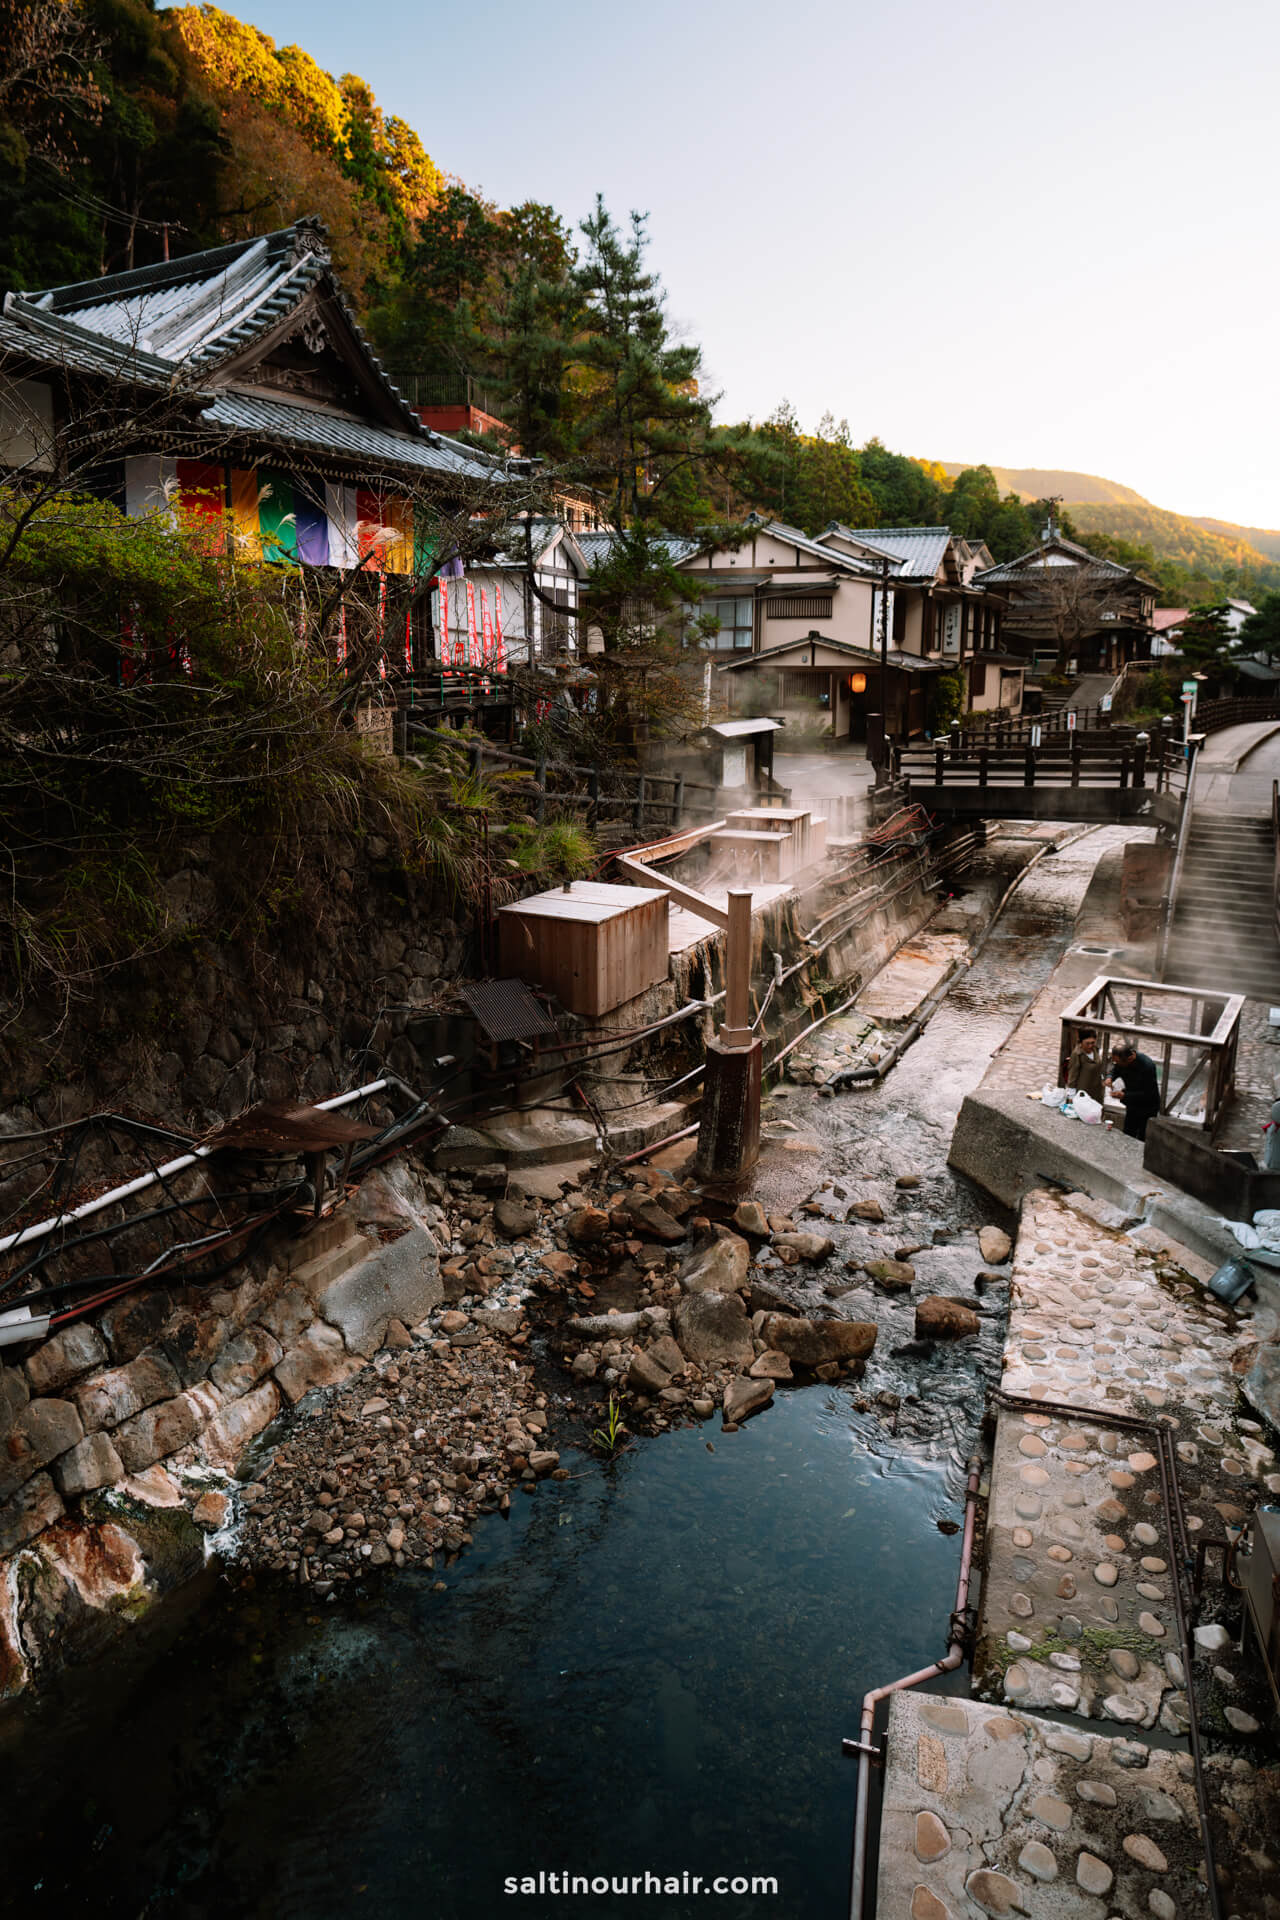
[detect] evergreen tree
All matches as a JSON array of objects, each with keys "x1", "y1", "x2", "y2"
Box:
[
  {"x1": 1237, "y1": 592, "x2": 1280, "y2": 664},
  {"x1": 857, "y1": 439, "x2": 948, "y2": 525},
  {"x1": 1177, "y1": 601, "x2": 1237, "y2": 681},
  {"x1": 569, "y1": 196, "x2": 712, "y2": 531}
]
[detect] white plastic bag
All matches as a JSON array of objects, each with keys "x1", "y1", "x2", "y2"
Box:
[
  {"x1": 1041, "y1": 1084, "x2": 1068, "y2": 1108},
  {"x1": 1225, "y1": 1219, "x2": 1262, "y2": 1250},
  {"x1": 1250, "y1": 1209, "x2": 1280, "y2": 1252},
  {"x1": 1069, "y1": 1091, "x2": 1104, "y2": 1125}
]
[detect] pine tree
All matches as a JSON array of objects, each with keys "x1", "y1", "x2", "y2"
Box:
[{"x1": 569, "y1": 197, "x2": 712, "y2": 531}]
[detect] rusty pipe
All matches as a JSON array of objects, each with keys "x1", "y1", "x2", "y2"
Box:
[{"x1": 846, "y1": 1452, "x2": 983, "y2": 1920}]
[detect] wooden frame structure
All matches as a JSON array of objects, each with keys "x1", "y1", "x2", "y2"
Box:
[{"x1": 1058, "y1": 975, "x2": 1244, "y2": 1134}]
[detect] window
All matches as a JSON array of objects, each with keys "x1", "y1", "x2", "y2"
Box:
[
  {"x1": 766, "y1": 594, "x2": 833, "y2": 621},
  {"x1": 684, "y1": 595, "x2": 754, "y2": 650}
]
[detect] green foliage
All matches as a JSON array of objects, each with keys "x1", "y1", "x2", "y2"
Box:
[
  {"x1": 590, "y1": 1394, "x2": 628, "y2": 1456},
  {"x1": 1238, "y1": 591, "x2": 1280, "y2": 660},
  {"x1": 931, "y1": 669, "x2": 965, "y2": 730}
]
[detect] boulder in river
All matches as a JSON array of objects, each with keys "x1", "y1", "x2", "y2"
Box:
[
  {"x1": 674, "y1": 1292, "x2": 754, "y2": 1369},
  {"x1": 771, "y1": 1231, "x2": 834, "y2": 1266},
  {"x1": 759, "y1": 1314, "x2": 876, "y2": 1367},
  {"x1": 978, "y1": 1226, "x2": 1012, "y2": 1264},
  {"x1": 723, "y1": 1376, "x2": 774, "y2": 1424},
  {"x1": 847, "y1": 1199, "x2": 885, "y2": 1222},
  {"x1": 567, "y1": 1207, "x2": 610, "y2": 1244},
  {"x1": 865, "y1": 1258, "x2": 915, "y2": 1292},
  {"x1": 915, "y1": 1296, "x2": 980, "y2": 1340},
  {"x1": 748, "y1": 1350, "x2": 794, "y2": 1380},
  {"x1": 493, "y1": 1198, "x2": 538, "y2": 1239},
  {"x1": 680, "y1": 1233, "x2": 750, "y2": 1294},
  {"x1": 619, "y1": 1193, "x2": 686, "y2": 1243},
  {"x1": 732, "y1": 1201, "x2": 770, "y2": 1237}
]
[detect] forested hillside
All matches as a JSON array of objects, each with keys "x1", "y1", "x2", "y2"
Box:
[{"x1": 1, "y1": 0, "x2": 1272, "y2": 597}]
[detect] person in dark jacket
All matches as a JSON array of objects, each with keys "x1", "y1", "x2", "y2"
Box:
[
  {"x1": 1108, "y1": 1038, "x2": 1161, "y2": 1140},
  {"x1": 1066, "y1": 1028, "x2": 1105, "y2": 1103}
]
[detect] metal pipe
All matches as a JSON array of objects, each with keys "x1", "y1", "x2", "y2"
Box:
[
  {"x1": 0, "y1": 1079, "x2": 392, "y2": 1257},
  {"x1": 847, "y1": 1453, "x2": 983, "y2": 1920}
]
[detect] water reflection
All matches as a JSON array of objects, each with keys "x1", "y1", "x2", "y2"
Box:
[{"x1": 7, "y1": 1391, "x2": 961, "y2": 1920}]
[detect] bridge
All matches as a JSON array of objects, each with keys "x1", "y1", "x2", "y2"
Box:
[
  {"x1": 886, "y1": 696, "x2": 1280, "y2": 827},
  {"x1": 887, "y1": 721, "x2": 1187, "y2": 825}
]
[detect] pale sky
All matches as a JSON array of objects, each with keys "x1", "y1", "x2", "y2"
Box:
[{"x1": 232, "y1": 0, "x2": 1280, "y2": 529}]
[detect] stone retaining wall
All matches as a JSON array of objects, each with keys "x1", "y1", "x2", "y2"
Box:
[{"x1": 0, "y1": 1161, "x2": 441, "y2": 1700}]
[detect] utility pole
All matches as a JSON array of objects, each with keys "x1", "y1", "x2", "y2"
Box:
[
  {"x1": 878, "y1": 553, "x2": 890, "y2": 749},
  {"x1": 695, "y1": 888, "x2": 761, "y2": 1184}
]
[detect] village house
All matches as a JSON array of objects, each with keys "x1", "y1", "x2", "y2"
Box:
[
  {"x1": 610, "y1": 516, "x2": 1017, "y2": 748},
  {"x1": 973, "y1": 529, "x2": 1157, "y2": 676},
  {"x1": 0, "y1": 219, "x2": 540, "y2": 730}
]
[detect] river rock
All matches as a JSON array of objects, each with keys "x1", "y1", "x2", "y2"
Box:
[
  {"x1": 493, "y1": 1198, "x2": 538, "y2": 1239},
  {"x1": 568, "y1": 1311, "x2": 646, "y2": 1337},
  {"x1": 647, "y1": 1334, "x2": 686, "y2": 1375},
  {"x1": 894, "y1": 1174, "x2": 921, "y2": 1190},
  {"x1": 847, "y1": 1199, "x2": 885, "y2": 1222},
  {"x1": 749, "y1": 1350, "x2": 794, "y2": 1380},
  {"x1": 529, "y1": 1451, "x2": 560, "y2": 1476},
  {"x1": 915, "y1": 1296, "x2": 980, "y2": 1339},
  {"x1": 681, "y1": 1234, "x2": 750, "y2": 1294},
  {"x1": 567, "y1": 1207, "x2": 610, "y2": 1244},
  {"x1": 749, "y1": 1281, "x2": 797, "y2": 1317},
  {"x1": 674, "y1": 1292, "x2": 754, "y2": 1369},
  {"x1": 759, "y1": 1314, "x2": 876, "y2": 1367},
  {"x1": 192, "y1": 1489, "x2": 231, "y2": 1531},
  {"x1": 771, "y1": 1231, "x2": 834, "y2": 1265},
  {"x1": 865, "y1": 1258, "x2": 915, "y2": 1291},
  {"x1": 629, "y1": 1349, "x2": 675, "y2": 1395},
  {"x1": 732, "y1": 1201, "x2": 770, "y2": 1237},
  {"x1": 619, "y1": 1194, "x2": 686, "y2": 1243},
  {"x1": 978, "y1": 1226, "x2": 1012, "y2": 1264},
  {"x1": 723, "y1": 1376, "x2": 774, "y2": 1424}
]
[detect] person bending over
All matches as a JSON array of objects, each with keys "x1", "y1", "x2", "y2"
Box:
[{"x1": 1108, "y1": 1037, "x2": 1160, "y2": 1141}]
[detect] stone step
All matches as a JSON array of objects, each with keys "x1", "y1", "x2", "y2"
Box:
[
  {"x1": 287, "y1": 1227, "x2": 370, "y2": 1296},
  {"x1": 288, "y1": 1208, "x2": 362, "y2": 1266}
]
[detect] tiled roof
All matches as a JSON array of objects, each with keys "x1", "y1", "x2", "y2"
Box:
[
  {"x1": 744, "y1": 513, "x2": 885, "y2": 576},
  {"x1": 1152, "y1": 608, "x2": 1189, "y2": 632},
  {"x1": 4, "y1": 219, "x2": 507, "y2": 487},
  {"x1": 0, "y1": 303, "x2": 201, "y2": 393},
  {"x1": 826, "y1": 525, "x2": 953, "y2": 581},
  {"x1": 974, "y1": 535, "x2": 1133, "y2": 586},
  {"x1": 201, "y1": 390, "x2": 512, "y2": 483},
  {"x1": 577, "y1": 530, "x2": 701, "y2": 568}
]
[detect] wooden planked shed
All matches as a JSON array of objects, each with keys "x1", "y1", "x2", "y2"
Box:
[{"x1": 497, "y1": 881, "x2": 670, "y2": 1017}]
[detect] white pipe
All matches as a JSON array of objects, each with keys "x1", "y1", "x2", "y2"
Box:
[{"x1": 0, "y1": 1080, "x2": 389, "y2": 1258}]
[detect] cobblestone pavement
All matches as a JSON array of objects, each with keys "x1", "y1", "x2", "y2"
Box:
[{"x1": 879, "y1": 1691, "x2": 1208, "y2": 1920}]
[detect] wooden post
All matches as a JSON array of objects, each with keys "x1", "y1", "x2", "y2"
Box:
[
  {"x1": 696, "y1": 885, "x2": 762, "y2": 1183},
  {"x1": 949, "y1": 722, "x2": 961, "y2": 754},
  {"x1": 935, "y1": 744, "x2": 945, "y2": 784},
  {"x1": 722, "y1": 888, "x2": 753, "y2": 1048},
  {"x1": 1120, "y1": 748, "x2": 1132, "y2": 789},
  {"x1": 1025, "y1": 744, "x2": 1036, "y2": 787},
  {"x1": 1071, "y1": 736, "x2": 1082, "y2": 788},
  {"x1": 1133, "y1": 732, "x2": 1148, "y2": 789},
  {"x1": 978, "y1": 747, "x2": 989, "y2": 788}
]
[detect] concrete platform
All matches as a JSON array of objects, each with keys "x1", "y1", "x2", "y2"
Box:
[{"x1": 878, "y1": 1691, "x2": 1207, "y2": 1920}]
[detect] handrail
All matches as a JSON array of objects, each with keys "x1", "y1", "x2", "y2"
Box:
[{"x1": 1156, "y1": 738, "x2": 1201, "y2": 980}]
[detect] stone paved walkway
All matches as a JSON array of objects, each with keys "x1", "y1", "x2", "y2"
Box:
[
  {"x1": 874, "y1": 1189, "x2": 1280, "y2": 1920},
  {"x1": 879, "y1": 1692, "x2": 1207, "y2": 1920}
]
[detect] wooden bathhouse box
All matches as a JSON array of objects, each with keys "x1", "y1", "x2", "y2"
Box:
[{"x1": 497, "y1": 881, "x2": 669, "y2": 1017}]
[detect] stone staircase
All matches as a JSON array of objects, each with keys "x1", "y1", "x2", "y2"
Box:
[{"x1": 1164, "y1": 810, "x2": 1280, "y2": 1003}]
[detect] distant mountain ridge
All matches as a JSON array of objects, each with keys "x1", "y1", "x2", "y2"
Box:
[
  {"x1": 935, "y1": 462, "x2": 1280, "y2": 589},
  {"x1": 937, "y1": 463, "x2": 1149, "y2": 508}
]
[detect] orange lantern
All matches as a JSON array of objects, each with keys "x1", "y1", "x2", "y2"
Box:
[{"x1": 849, "y1": 671, "x2": 867, "y2": 693}]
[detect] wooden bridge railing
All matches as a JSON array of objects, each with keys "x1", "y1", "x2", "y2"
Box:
[{"x1": 892, "y1": 727, "x2": 1186, "y2": 795}]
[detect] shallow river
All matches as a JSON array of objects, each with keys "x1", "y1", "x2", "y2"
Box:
[{"x1": 4, "y1": 825, "x2": 1127, "y2": 1920}]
